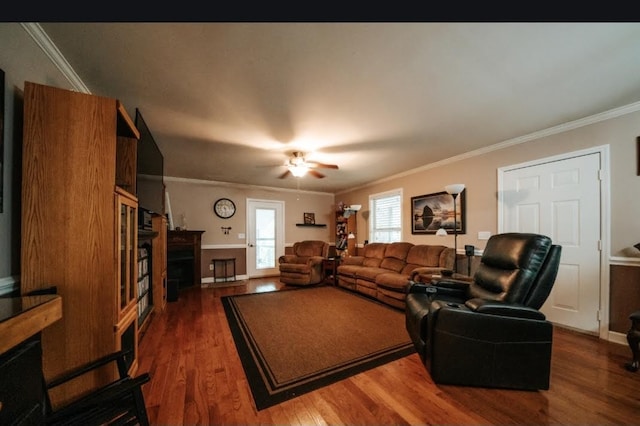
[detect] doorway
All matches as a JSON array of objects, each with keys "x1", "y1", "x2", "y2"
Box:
[
  {"x1": 247, "y1": 199, "x2": 285, "y2": 278},
  {"x1": 498, "y1": 146, "x2": 609, "y2": 336}
]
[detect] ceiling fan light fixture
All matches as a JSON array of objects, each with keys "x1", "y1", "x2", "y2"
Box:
[{"x1": 289, "y1": 164, "x2": 309, "y2": 177}]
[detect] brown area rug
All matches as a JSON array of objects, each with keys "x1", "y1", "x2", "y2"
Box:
[{"x1": 221, "y1": 285, "x2": 414, "y2": 410}]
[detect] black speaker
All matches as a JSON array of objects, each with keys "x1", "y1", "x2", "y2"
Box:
[
  {"x1": 167, "y1": 279, "x2": 179, "y2": 302},
  {"x1": 465, "y1": 245, "x2": 475, "y2": 257}
]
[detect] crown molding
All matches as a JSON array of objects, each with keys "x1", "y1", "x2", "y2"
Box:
[
  {"x1": 337, "y1": 101, "x2": 640, "y2": 195},
  {"x1": 164, "y1": 175, "x2": 334, "y2": 196},
  {"x1": 21, "y1": 23, "x2": 91, "y2": 94}
]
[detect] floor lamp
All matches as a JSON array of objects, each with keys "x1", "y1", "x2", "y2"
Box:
[{"x1": 444, "y1": 184, "x2": 465, "y2": 273}]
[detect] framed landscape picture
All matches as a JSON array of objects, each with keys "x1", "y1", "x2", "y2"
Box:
[{"x1": 411, "y1": 190, "x2": 466, "y2": 235}]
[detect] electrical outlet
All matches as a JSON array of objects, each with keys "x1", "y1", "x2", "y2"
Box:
[
  {"x1": 209, "y1": 264, "x2": 214, "y2": 270},
  {"x1": 238, "y1": 233, "x2": 245, "y2": 239}
]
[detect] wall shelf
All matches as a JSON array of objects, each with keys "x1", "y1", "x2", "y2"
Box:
[{"x1": 296, "y1": 223, "x2": 327, "y2": 227}]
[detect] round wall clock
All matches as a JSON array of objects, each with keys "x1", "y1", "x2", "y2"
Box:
[{"x1": 213, "y1": 198, "x2": 236, "y2": 219}]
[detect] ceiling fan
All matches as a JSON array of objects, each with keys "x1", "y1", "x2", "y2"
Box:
[{"x1": 278, "y1": 151, "x2": 339, "y2": 179}]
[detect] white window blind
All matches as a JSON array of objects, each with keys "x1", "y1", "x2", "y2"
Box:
[{"x1": 370, "y1": 190, "x2": 402, "y2": 243}]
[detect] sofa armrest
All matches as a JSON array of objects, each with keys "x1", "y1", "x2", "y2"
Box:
[
  {"x1": 465, "y1": 298, "x2": 547, "y2": 320},
  {"x1": 410, "y1": 267, "x2": 451, "y2": 281}
]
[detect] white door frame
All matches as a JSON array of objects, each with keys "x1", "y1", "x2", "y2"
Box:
[
  {"x1": 246, "y1": 198, "x2": 285, "y2": 278},
  {"x1": 497, "y1": 145, "x2": 611, "y2": 339}
]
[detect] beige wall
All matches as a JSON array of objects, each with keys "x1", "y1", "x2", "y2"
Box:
[
  {"x1": 164, "y1": 178, "x2": 335, "y2": 248},
  {"x1": 337, "y1": 110, "x2": 640, "y2": 257}
]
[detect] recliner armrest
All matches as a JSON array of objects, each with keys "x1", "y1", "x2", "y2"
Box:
[
  {"x1": 307, "y1": 256, "x2": 325, "y2": 266},
  {"x1": 465, "y1": 298, "x2": 547, "y2": 320},
  {"x1": 428, "y1": 279, "x2": 470, "y2": 298},
  {"x1": 406, "y1": 281, "x2": 438, "y2": 294},
  {"x1": 431, "y1": 278, "x2": 470, "y2": 288},
  {"x1": 278, "y1": 254, "x2": 297, "y2": 264}
]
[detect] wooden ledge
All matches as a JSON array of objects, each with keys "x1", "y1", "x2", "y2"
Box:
[{"x1": 0, "y1": 295, "x2": 63, "y2": 354}]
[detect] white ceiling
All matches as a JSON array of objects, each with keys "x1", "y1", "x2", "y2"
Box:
[{"x1": 38, "y1": 22, "x2": 640, "y2": 193}]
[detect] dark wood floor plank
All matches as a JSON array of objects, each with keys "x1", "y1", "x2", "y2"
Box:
[{"x1": 137, "y1": 279, "x2": 640, "y2": 425}]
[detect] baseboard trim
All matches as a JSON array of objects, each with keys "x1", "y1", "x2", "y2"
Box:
[
  {"x1": 201, "y1": 274, "x2": 249, "y2": 285},
  {"x1": 608, "y1": 330, "x2": 628, "y2": 346}
]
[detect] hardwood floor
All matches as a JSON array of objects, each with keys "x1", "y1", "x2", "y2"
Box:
[{"x1": 137, "y1": 278, "x2": 640, "y2": 425}]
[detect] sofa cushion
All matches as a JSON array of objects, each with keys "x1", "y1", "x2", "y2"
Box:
[
  {"x1": 378, "y1": 242, "x2": 413, "y2": 272},
  {"x1": 363, "y1": 257, "x2": 383, "y2": 268},
  {"x1": 279, "y1": 263, "x2": 312, "y2": 274},
  {"x1": 360, "y1": 243, "x2": 387, "y2": 267},
  {"x1": 401, "y1": 245, "x2": 451, "y2": 275},
  {"x1": 385, "y1": 242, "x2": 414, "y2": 260},
  {"x1": 380, "y1": 257, "x2": 406, "y2": 273},
  {"x1": 357, "y1": 267, "x2": 391, "y2": 282},
  {"x1": 294, "y1": 240, "x2": 328, "y2": 257},
  {"x1": 337, "y1": 264, "x2": 361, "y2": 278},
  {"x1": 376, "y1": 272, "x2": 412, "y2": 291}
]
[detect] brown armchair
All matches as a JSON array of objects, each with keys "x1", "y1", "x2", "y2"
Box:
[{"x1": 278, "y1": 240, "x2": 329, "y2": 286}]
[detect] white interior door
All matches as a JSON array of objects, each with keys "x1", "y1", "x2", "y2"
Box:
[
  {"x1": 247, "y1": 199, "x2": 284, "y2": 278},
  {"x1": 499, "y1": 151, "x2": 603, "y2": 334}
]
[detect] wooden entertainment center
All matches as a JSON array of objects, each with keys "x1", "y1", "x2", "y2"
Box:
[{"x1": 19, "y1": 81, "x2": 167, "y2": 406}]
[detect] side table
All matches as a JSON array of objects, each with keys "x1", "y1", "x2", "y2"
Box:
[{"x1": 323, "y1": 257, "x2": 341, "y2": 285}]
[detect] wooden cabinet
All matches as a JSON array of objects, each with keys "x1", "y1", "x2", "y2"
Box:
[
  {"x1": 152, "y1": 215, "x2": 168, "y2": 311},
  {"x1": 20, "y1": 81, "x2": 140, "y2": 407}
]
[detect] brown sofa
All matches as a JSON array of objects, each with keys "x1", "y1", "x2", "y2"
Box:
[
  {"x1": 336, "y1": 242, "x2": 455, "y2": 309},
  {"x1": 278, "y1": 240, "x2": 329, "y2": 286}
]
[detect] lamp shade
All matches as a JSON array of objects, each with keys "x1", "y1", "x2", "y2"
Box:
[
  {"x1": 348, "y1": 232, "x2": 356, "y2": 239},
  {"x1": 445, "y1": 183, "x2": 465, "y2": 195},
  {"x1": 436, "y1": 228, "x2": 448, "y2": 236}
]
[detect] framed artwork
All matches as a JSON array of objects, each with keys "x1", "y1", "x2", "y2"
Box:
[
  {"x1": 411, "y1": 190, "x2": 466, "y2": 235},
  {"x1": 303, "y1": 212, "x2": 315, "y2": 225}
]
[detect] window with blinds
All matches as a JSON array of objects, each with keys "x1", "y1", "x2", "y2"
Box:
[{"x1": 369, "y1": 189, "x2": 402, "y2": 243}]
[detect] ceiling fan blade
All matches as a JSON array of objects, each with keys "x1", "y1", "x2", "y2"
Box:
[
  {"x1": 278, "y1": 170, "x2": 291, "y2": 179},
  {"x1": 307, "y1": 161, "x2": 339, "y2": 169},
  {"x1": 309, "y1": 169, "x2": 326, "y2": 179}
]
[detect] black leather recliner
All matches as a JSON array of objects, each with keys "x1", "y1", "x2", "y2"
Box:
[{"x1": 405, "y1": 232, "x2": 562, "y2": 390}]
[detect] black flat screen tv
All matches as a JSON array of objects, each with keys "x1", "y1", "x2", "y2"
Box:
[{"x1": 135, "y1": 109, "x2": 165, "y2": 215}]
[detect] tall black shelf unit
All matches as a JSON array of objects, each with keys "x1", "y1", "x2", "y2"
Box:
[{"x1": 137, "y1": 230, "x2": 157, "y2": 328}]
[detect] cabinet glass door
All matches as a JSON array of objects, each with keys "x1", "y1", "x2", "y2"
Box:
[{"x1": 117, "y1": 192, "x2": 138, "y2": 314}]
